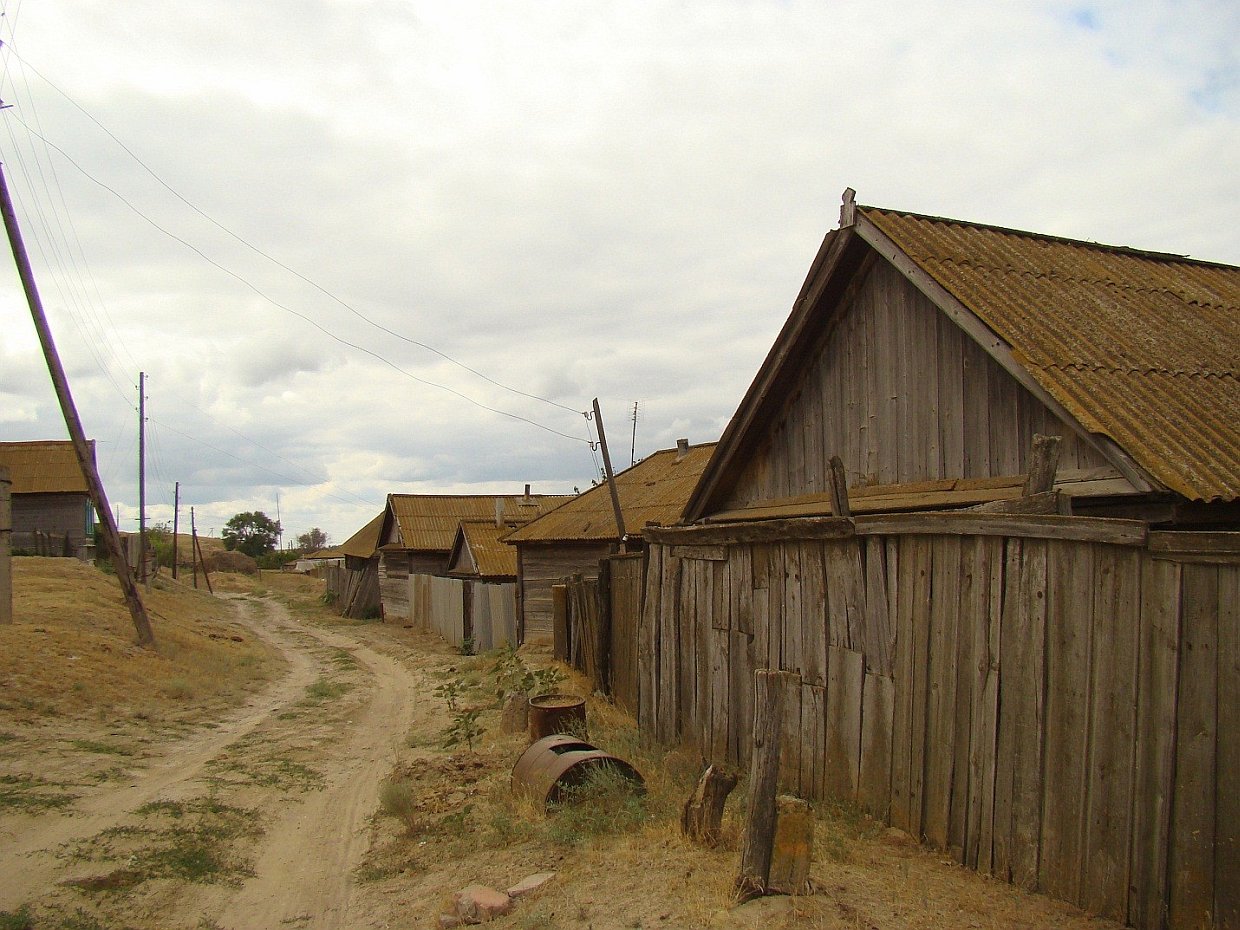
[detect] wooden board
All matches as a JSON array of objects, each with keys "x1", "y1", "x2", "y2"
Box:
[
  {"x1": 1039, "y1": 540, "x2": 1094, "y2": 903},
  {"x1": 922, "y1": 535, "x2": 961, "y2": 849},
  {"x1": 969, "y1": 535, "x2": 1004, "y2": 872},
  {"x1": 908, "y1": 536, "x2": 933, "y2": 840},
  {"x1": 1168, "y1": 563, "x2": 1218, "y2": 929},
  {"x1": 1081, "y1": 546, "x2": 1139, "y2": 921},
  {"x1": 1215, "y1": 564, "x2": 1240, "y2": 929},
  {"x1": 859, "y1": 672, "x2": 894, "y2": 818},
  {"x1": 889, "y1": 535, "x2": 917, "y2": 834},
  {"x1": 803, "y1": 682, "x2": 826, "y2": 800},
  {"x1": 782, "y1": 540, "x2": 804, "y2": 673},
  {"x1": 1128, "y1": 555, "x2": 1180, "y2": 930},
  {"x1": 824, "y1": 645, "x2": 864, "y2": 801},
  {"x1": 709, "y1": 626, "x2": 730, "y2": 764},
  {"x1": 656, "y1": 554, "x2": 682, "y2": 743},
  {"x1": 800, "y1": 541, "x2": 827, "y2": 686}
]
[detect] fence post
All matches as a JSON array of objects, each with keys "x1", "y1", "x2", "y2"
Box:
[{"x1": 0, "y1": 466, "x2": 11, "y2": 625}]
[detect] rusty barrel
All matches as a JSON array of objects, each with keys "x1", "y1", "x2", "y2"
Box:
[
  {"x1": 527, "y1": 692, "x2": 587, "y2": 742},
  {"x1": 512, "y1": 734, "x2": 644, "y2": 807}
]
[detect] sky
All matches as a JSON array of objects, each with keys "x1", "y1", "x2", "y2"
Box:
[{"x1": 0, "y1": 0, "x2": 1236, "y2": 547}]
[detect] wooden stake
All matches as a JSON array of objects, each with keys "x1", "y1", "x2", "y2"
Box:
[
  {"x1": 171, "y1": 481, "x2": 179, "y2": 581},
  {"x1": 681, "y1": 764, "x2": 738, "y2": 846},
  {"x1": 737, "y1": 669, "x2": 798, "y2": 901},
  {"x1": 828, "y1": 455, "x2": 851, "y2": 518},
  {"x1": 0, "y1": 466, "x2": 11, "y2": 626},
  {"x1": 1022, "y1": 434, "x2": 1062, "y2": 497},
  {"x1": 0, "y1": 161, "x2": 154, "y2": 646}
]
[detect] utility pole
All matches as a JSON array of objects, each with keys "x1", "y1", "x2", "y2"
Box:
[
  {"x1": 592, "y1": 398, "x2": 627, "y2": 551},
  {"x1": 171, "y1": 481, "x2": 179, "y2": 581},
  {"x1": 138, "y1": 371, "x2": 148, "y2": 589},
  {"x1": 0, "y1": 160, "x2": 154, "y2": 646},
  {"x1": 630, "y1": 401, "x2": 639, "y2": 466}
]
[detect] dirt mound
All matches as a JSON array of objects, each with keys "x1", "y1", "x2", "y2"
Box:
[{"x1": 205, "y1": 550, "x2": 258, "y2": 575}]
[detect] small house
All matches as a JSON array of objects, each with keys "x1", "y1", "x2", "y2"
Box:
[{"x1": 0, "y1": 440, "x2": 96, "y2": 561}]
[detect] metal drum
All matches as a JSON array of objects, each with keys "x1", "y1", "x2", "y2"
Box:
[
  {"x1": 527, "y1": 692, "x2": 587, "y2": 742},
  {"x1": 511, "y1": 734, "x2": 644, "y2": 807}
]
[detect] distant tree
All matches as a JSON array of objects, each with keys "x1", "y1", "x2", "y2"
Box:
[
  {"x1": 296, "y1": 527, "x2": 329, "y2": 552},
  {"x1": 148, "y1": 520, "x2": 176, "y2": 568},
  {"x1": 222, "y1": 511, "x2": 281, "y2": 558}
]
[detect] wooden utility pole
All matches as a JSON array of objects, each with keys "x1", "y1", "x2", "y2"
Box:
[
  {"x1": 592, "y1": 398, "x2": 627, "y2": 550},
  {"x1": 171, "y1": 481, "x2": 179, "y2": 580},
  {"x1": 138, "y1": 371, "x2": 148, "y2": 589},
  {"x1": 0, "y1": 160, "x2": 154, "y2": 646}
]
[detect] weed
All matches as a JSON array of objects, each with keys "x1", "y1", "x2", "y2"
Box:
[
  {"x1": 69, "y1": 739, "x2": 135, "y2": 757},
  {"x1": 441, "y1": 709, "x2": 483, "y2": 752},
  {"x1": 433, "y1": 679, "x2": 463, "y2": 712},
  {"x1": 378, "y1": 778, "x2": 421, "y2": 834},
  {"x1": 162, "y1": 677, "x2": 195, "y2": 700},
  {"x1": 0, "y1": 905, "x2": 33, "y2": 930},
  {"x1": 305, "y1": 678, "x2": 350, "y2": 702},
  {"x1": 0, "y1": 774, "x2": 77, "y2": 812},
  {"x1": 57, "y1": 910, "x2": 110, "y2": 930},
  {"x1": 460, "y1": 636, "x2": 476, "y2": 656},
  {"x1": 330, "y1": 649, "x2": 358, "y2": 670},
  {"x1": 0, "y1": 732, "x2": 17, "y2": 745},
  {"x1": 546, "y1": 765, "x2": 648, "y2": 846}
]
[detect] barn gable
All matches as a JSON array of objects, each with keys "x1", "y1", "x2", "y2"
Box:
[{"x1": 687, "y1": 191, "x2": 1239, "y2": 522}]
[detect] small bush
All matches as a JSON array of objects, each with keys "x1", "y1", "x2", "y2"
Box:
[
  {"x1": 0, "y1": 905, "x2": 33, "y2": 930},
  {"x1": 378, "y1": 778, "x2": 421, "y2": 834}
]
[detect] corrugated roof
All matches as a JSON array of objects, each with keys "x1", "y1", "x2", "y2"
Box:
[
  {"x1": 338, "y1": 511, "x2": 385, "y2": 559},
  {"x1": 388, "y1": 493, "x2": 574, "y2": 552},
  {"x1": 0, "y1": 441, "x2": 92, "y2": 495},
  {"x1": 506, "y1": 443, "x2": 718, "y2": 543},
  {"x1": 863, "y1": 208, "x2": 1240, "y2": 502},
  {"x1": 449, "y1": 520, "x2": 521, "y2": 577}
]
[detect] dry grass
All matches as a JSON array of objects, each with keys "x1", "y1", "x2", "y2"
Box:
[{"x1": 0, "y1": 557, "x2": 280, "y2": 725}]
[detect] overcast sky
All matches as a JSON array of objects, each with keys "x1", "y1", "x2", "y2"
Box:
[{"x1": 0, "y1": 0, "x2": 1235, "y2": 546}]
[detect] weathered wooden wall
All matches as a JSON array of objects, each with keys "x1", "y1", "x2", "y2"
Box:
[
  {"x1": 722, "y1": 261, "x2": 1111, "y2": 510},
  {"x1": 379, "y1": 552, "x2": 440, "y2": 621},
  {"x1": 517, "y1": 541, "x2": 612, "y2": 643},
  {"x1": 9, "y1": 492, "x2": 94, "y2": 560},
  {"x1": 607, "y1": 554, "x2": 644, "y2": 714},
  {"x1": 639, "y1": 516, "x2": 1238, "y2": 930},
  {"x1": 408, "y1": 573, "x2": 516, "y2": 652},
  {"x1": 324, "y1": 558, "x2": 380, "y2": 619}
]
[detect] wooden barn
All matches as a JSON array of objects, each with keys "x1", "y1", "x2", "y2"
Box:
[
  {"x1": 505, "y1": 440, "x2": 716, "y2": 643},
  {"x1": 0, "y1": 440, "x2": 96, "y2": 561},
  {"x1": 376, "y1": 489, "x2": 571, "y2": 623},
  {"x1": 637, "y1": 192, "x2": 1238, "y2": 929},
  {"x1": 322, "y1": 511, "x2": 384, "y2": 619}
]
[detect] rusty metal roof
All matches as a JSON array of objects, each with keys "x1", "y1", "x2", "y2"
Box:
[
  {"x1": 387, "y1": 493, "x2": 574, "y2": 552},
  {"x1": 506, "y1": 443, "x2": 718, "y2": 544},
  {"x1": 448, "y1": 520, "x2": 521, "y2": 578},
  {"x1": 863, "y1": 208, "x2": 1240, "y2": 502},
  {"x1": 337, "y1": 511, "x2": 385, "y2": 559},
  {"x1": 0, "y1": 441, "x2": 92, "y2": 495}
]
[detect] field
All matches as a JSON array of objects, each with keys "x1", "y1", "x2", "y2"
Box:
[{"x1": 0, "y1": 558, "x2": 1124, "y2": 929}]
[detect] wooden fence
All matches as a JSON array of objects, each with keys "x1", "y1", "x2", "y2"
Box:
[
  {"x1": 409, "y1": 574, "x2": 517, "y2": 652},
  {"x1": 638, "y1": 515, "x2": 1238, "y2": 930},
  {"x1": 324, "y1": 562, "x2": 381, "y2": 619},
  {"x1": 555, "y1": 554, "x2": 644, "y2": 714}
]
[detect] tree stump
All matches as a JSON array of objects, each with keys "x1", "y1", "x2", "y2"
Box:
[{"x1": 681, "y1": 764, "x2": 738, "y2": 846}]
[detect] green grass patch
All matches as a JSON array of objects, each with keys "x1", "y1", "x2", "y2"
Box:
[
  {"x1": 0, "y1": 905, "x2": 33, "y2": 930},
  {"x1": 0, "y1": 774, "x2": 77, "y2": 812},
  {"x1": 69, "y1": 740, "x2": 135, "y2": 757},
  {"x1": 304, "y1": 678, "x2": 351, "y2": 702},
  {"x1": 545, "y1": 765, "x2": 649, "y2": 847}
]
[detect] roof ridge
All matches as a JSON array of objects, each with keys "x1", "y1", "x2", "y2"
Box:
[{"x1": 861, "y1": 204, "x2": 1239, "y2": 269}]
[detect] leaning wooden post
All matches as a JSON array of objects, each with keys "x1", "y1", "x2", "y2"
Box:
[
  {"x1": 827, "y1": 455, "x2": 851, "y2": 518},
  {"x1": 0, "y1": 466, "x2": 11, "y2": 625},
  {"x1": 1022, "y1": 434, "x2": 1062, "y2": 496},
  {"x1": 736, "y1": 669, "x2": 798, "y2": 902}
]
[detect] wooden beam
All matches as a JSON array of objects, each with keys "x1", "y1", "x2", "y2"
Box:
[
  {"x1": 644, "y1": 516, "x2": 855, "y2": 547},
  {"x1": 855, "y1": 511, "x2": 1147, "y2": 546}
]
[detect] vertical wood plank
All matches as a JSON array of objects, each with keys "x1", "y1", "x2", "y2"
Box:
[
  {"x1": 803, "y1": 682, "x2": 826, "y2": 800},
  {"x1": 732, "y1": 545, "x2": 754, "y2": 636},
  {"x1": 1010, "y1": 538, "x2": 1048, "y2": 890},
  {"x1": 1168, "y1": 563, "x2": 1217, "y2": 930},
  {"x1": 923, "y1": 535, "x2": 961, "y2": 849},
  {"x1": 1129, "y1": 555, "x2": 1181, "y2": 930},
  {"x1": 970, "y1": 535, "x2": 1004, "y2": 873},
  {"x1": 938, "y1": 312, "x2": 965, "y2": 479},
  {"x1": 639, "y1": 548, "x2": 661, "y2": 732},
  {"x1": 950, "y1": 535, "x2": 980, "y2": 858},
  {"x1": 825, "y1": 645, "x2": 864, "y2": 801},
  {"x1": 768, "y1": 546, "x2": 785, "y2": 672},
  {"x1": 859, "y1": 672, "x2": 895, "y2": 819},
  {"x1": 657, "y1": 555, "x2": 682, "y2": 744},
  {"x1": 1215, "y1": 564, "x2": 1239, "y2": 930},
  {"x1": 800, "y1": 541, "x2": 827, "y2": 686},
  {"x1": 783, "y1": 541, "x2": 804, "y2": 674},
  {"x1": 1082, "y1": 546, "x2": 1140, "y2": 922},
  {"x1": 731, "y1": 627, "x2": 756, "y2": 768},
  {"x1": 961, "y1": 337, "x2": 991, "y2": 477},
  {"x1": 1040, "y1": 540, "x2": 1093, "y2": 904},
  {"x1": 890, "y1": 535, "x2": 917, "y2": 834},
  {"x1": 710, "y1": 626, "x2": 730, "y2": 764},
  {"x1": 781, "y1": 671, "x2": 804, "y2": 793},
  {"x1": 877, "y1": 279, "x2": 899, "y2": 485},
  {"x1": 908, "y1": 536, "x2": 933, "y2": 840},
  {"x1": 864, "y1": 536, "x2": 893, "y2": 676}
]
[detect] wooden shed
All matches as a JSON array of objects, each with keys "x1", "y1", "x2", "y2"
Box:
[
  {"x1": 0, "y1": 441, "x2": 96, "y2": 561},
  {"x1": 505, "y1": 441, "x2": 716, "y2": 643},
  {"x1": 639, "y1": 192, "x2": 1239, "y2": 930},
  {"x1": 376, "y1": 490, "x2": 571, "y2": 623}
]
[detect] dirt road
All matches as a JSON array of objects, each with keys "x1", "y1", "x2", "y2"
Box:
[{"x1": 0, "y1": 594, "x2": 430, "y2": 929}]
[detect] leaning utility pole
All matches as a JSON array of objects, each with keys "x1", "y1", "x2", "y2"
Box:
[
  {"x1": 592, "y1": 398, "x2": 628, "y2": 551},
  {"x1": 0, "y1": 160, "x2": 155, "y2": 646}
]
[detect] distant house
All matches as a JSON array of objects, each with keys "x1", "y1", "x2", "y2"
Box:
[
  {"x1": 447, "y1": 519, "x2": 524, "y2": 583},
  {"x1": 376, "y1": 489, "x2": 573, "y2": 623},
  {"x1": 0, "y1": 440, "x2": 95, "y2": 561},
  {"x1": 504, "y1": 440, "x2": 717, "y2": 642}
]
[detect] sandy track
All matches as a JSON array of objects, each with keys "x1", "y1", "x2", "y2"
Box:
[{"x1": 0, "y1": 597, "x2": 426, "y2": 929}]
